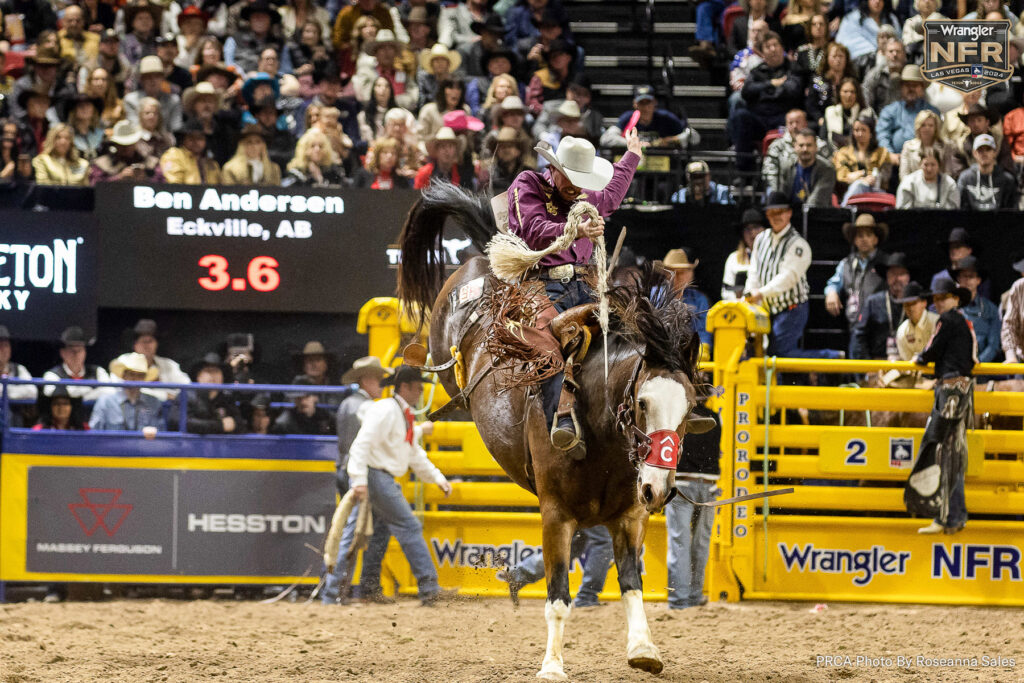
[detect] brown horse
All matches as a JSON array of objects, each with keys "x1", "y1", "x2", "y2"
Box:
[{"x1": 397, "y1": 184, "x2": 713, "y2": 680}]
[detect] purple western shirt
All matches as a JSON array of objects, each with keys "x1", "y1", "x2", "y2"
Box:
[{"x1": 506, "y1": 151, "x2": 641, "y2": 267}]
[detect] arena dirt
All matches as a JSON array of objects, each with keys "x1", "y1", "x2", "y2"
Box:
[{"x1": 1, "y1": 597, "x2": 1021, "y2": 682}]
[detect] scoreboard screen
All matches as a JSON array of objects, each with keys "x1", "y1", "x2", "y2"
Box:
[{"x1": 96, "y1": 184, "x2": 420, "y2": 314}]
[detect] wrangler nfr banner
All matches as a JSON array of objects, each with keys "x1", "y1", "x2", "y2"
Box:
[{"x1": 923, "y1": 20, "x2": 1012, "y2": 93}]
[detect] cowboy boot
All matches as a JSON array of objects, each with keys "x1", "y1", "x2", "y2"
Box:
[{"x1": 550, "y1": 354, "x2": 585, "y2": 458}]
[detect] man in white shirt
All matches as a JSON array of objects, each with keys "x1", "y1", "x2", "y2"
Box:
[
  {"x1": 109, "y1": 319, "x2": 190, "y2": 401},
  {"x1": 344, "y1": 366, "x2": 451, "y2": 605},
  {"x1": 746, "y1": 192, "x2": 843, "y2": 359},
  {"x1": 895, "y1": 282, "x2": 938, "y2": 361}
]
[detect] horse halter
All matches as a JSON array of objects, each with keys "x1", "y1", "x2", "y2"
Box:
[{"x1": 615, "y1": 359, "x2": 654, "y2": 469}]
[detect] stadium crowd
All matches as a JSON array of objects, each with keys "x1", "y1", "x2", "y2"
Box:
[
  {"x1": 711, "y1": 0, "x2": 1024, "y2": 209},
  {"x1": 0, "y1": 0, "x2": 700, "y2": 195}
]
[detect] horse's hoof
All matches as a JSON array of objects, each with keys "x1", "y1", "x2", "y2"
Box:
[
  {"x1": 536, "y1": 666, "x2": 568, "y2": 681},
  {"x1": 628, "y1": 643, "x2": 664, "y2": 674}
]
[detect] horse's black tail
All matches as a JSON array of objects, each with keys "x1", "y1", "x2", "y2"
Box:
[{"x1": 397, "y1": 182, "x2": 497, "y2": 326}]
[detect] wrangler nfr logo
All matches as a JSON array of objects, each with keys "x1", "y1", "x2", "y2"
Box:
[{"x1": 923, "y1": 20, "x2": 1012, "y2": 93}]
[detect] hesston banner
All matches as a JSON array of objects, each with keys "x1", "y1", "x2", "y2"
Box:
[
  {"x1": 923, "y1": 20, "x2": 1013, "y2": 93},
  {"x1": 1, "y1": 455, "x2": 335, "y2": 581}
]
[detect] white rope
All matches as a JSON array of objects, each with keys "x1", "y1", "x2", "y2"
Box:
[{"x1": 486, "y1": 201, "x2": 609, "y2": 377}]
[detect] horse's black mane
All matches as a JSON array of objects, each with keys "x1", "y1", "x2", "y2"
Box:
[{"x1": 607, "y1": 265, "x2": 702, "y2": 383}]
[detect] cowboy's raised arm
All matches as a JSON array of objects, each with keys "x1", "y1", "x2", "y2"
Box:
[{"x1": 589, "y1": 150, "x2": 642, "y2": 216}]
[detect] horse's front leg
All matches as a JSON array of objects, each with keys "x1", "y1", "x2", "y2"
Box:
[
  {"x1": 611, "y1": 510, "x2": 663, "y2": 674},
  {"x1": 537, "y1": 505, "x2": 575, "y2": 681}
]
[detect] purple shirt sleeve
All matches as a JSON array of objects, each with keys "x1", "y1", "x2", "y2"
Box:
[{"x1": 507, "y1": 151, "x2": 640, "y2": 267}]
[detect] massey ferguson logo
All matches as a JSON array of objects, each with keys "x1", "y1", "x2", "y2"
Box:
[
  {"x1": 68, "y1": 488, "x2": 133, "y2": 537},
  {"x1": 923, "y1": 21, "x2": 1012, "y2": 93}
]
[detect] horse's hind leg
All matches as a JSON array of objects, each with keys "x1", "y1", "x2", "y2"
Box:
[
  {"x1": 537, "y1": 506, "x2": 575, "y2": 681},
  {"x1": 611, "y1": 512, "x2": 663, "y2": 674}
]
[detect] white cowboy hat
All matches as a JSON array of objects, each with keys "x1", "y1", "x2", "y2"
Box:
[
  {"x1": 110, "y1": 352, "x2": 160, "y2": 381},
  {"x1": 138, "y1": 55, "x2": 164, "y2": 76},
  {"x1": 427, "y1": 126, "x2": 461, "y2": 155},
  {"x1": 534, "y1": 136, "x2": 613, "y2": 191},
  {"x1": 419, "y1": 42, "x2": 462, "y2": 73},
  {"x1": 110, "y1": 119, "x2": 143, "y2": 146},
  {"x1": 363, "y1": 29, "x2": 404, "y2": 55},
  {"x1": 182, "y1": 80, "x2": 222, "y2": 112},
  {"x1": 555, "y1": 99, "x2": 581, "y2": 120},
  {"x1": 341, "y1": 356, "x2": 392, "y2": 384}
]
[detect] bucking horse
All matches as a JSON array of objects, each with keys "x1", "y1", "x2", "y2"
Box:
[{"x1": 397, "y1": 183, "x2": 715, "y2": 680}]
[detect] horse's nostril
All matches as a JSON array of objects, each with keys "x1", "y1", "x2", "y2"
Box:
[{"x1": 641, "y1": 484, "x2": 654, "y2": 503}]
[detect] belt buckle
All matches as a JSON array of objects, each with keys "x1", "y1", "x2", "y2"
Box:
[{"x1": 550, "y1": 264, "x2": 573, "y2": 283}]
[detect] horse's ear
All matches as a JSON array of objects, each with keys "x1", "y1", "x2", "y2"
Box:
[{"x1": 682, "y1": 415, "x2": 717, "y2": 435}]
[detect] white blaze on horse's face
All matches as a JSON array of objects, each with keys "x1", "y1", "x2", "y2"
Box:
[{"x1": 636, "y1": 375, "x2": 688, "y2": 513}]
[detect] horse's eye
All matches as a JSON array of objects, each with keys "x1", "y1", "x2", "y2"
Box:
[{"x1": 638, "y1": 399, "x2": 647, "y2": 411}]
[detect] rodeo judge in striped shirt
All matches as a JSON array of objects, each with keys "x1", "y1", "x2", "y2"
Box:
[
  {"x1": 745, "y1": 191, "x2": 843, "y2": 359},
  {"x1": 348, "y1": 366, "x2": 452, "y2": 605}
]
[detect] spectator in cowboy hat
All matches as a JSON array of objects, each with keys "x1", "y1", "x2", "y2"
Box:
[
  {"x1": 272, "y1": 376, "x2": 335, "y2": 435},
  {"x1": 876, "y1": 64, "x2": 939, "y2": 168},
  {"x1": 401, "y1": 6, "x2": 436, "y2": 54},
  {"x1": 64, "y1": 92, "x2": 106, "y2": 161},
  {"x1": 89, "y1": 352, "x2": 164, "y2": 436},
  {"x1": 671, "y1": 160, "x2": 735, "y2": 205},
  {"x1": 603, "y1": 84, "x2": 695, "y2": 150},
  {"x1": 332, "y1": 0, "x2": 395, "y2": 53},
  {"x1": 893, "y1": 282, "x2": 938, "y2": 363},
  {"x1": 851, "y1": 252, "x2": 911, "y2": 360},
  {"x1": 33, "y1": 386, "x2": 87, "y2": 431},
  {"x1": 249, "y1": 95, "x2": 297, "y2": 171},
  {"x1": 182, "y1": 80, "x2": 239, "y2": 166},
  {"x1": 929, "y1": 228, "x2": 992, "y2": 301},
  {"x1": 160, "y1": 119, "x2": 222, "y2": 184},
  {"x1": 10, "y1": 48, "x2": 70, "y2": 121},
  {"x1": 13, "y1": 88, "x2": 52, "y2": 156},
  {"x1": 949, "y1": 103, "x2": 1013, "y2": 176},
  {"x1": 721, "y1": 209, "x2": 765, "y2": 301},
  {"x1": 952, "y1": 256, "x2": 1002, "y2": 362},
  {"x1": 173, "y1": 5, "x2": 211, "y2": 69},
  {"x1": 124, "y1": 55, "x2": 183, "y2": 133},
  {"x1": 824, "y1": 214, "x2": 888, "y2": 332},
  {"x1": 481, "y1": 126, "x2": 534, "y2": 194},
  {"x1": 957, "y1": 134, "x2": 1020, "y2": 210},
  {"x1": 168, "y1": 353, "x2": 245, "y2": 434},
  {"x1": 88, "y1": 119, "x2": 163, "y2": 183},
  {"x1": 354, "y1": 29, "x2": 419, "y2": 111},
  {"x1": 225, "y1": 0, "x2": 287, "y2": 76},
  {"x1": 459, "y1": 12, "x2": 505, "y2": 78},
  {"x1": 656, "y1": 248, "x2": 713, "y2": 347},
  {"x1": 485, "y1": 90, "x2": 527, "y2": 133},
  {"x1": 532, "y1": 73, "x2": 601, "y2": 144},
  {"x1": 417, "y1": 43, "x2": 462, "y2": 111},
  {"x1": 42, "y1": 326, "x2": 110, "y2": 402},
  {"x1": 414, "y1": 126, "x2": 470, "y2": 188},
  {"x1": 109, "y1": 319, "x2": 190, "y2": 402},
  {"x1": 536, "y1": 99, "x2": 589, "y2": 169},
  {"x1": 291, "y1": 340, "x2": 340, "y2": 404},
  {"x1": 221, "y1": 124, "x2": 282, "y2": 185},
  {"x1": 119, "y1": 0, "x2": 162, "y2": 67}
]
